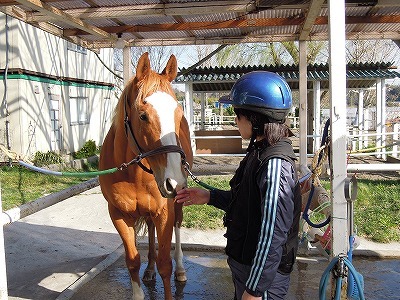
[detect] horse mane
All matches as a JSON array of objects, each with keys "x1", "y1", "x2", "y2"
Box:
[{"x1": 112, "y1": 70, "x2": 176, "y2": 126}]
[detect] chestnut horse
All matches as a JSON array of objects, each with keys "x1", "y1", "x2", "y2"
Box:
[{"x1": 99, "y1": 52, "x2": 193, "y2": 300}]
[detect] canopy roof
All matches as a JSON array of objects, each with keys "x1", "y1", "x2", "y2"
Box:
[
  {"x1": 175, "y1": 61, "x2": 400, "y2": 91},
  {"x1": 1, "y1": 0, "x2": 399, "y2": 49}
]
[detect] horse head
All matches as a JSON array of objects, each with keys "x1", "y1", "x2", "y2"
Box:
[{"x1": 124, "y1": 52, "x2": 191, "y2": 198}]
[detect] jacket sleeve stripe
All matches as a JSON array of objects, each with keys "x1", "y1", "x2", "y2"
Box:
[{"x1": 246, "y1": 158, "x2": 282, "y2": 290}]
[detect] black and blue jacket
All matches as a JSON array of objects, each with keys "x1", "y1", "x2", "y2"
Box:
[{"x1": 208, "y1": 138, "x2": 301, "y2": 297}]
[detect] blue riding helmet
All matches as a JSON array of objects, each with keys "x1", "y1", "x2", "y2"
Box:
[{"x1": 228, "y1": 71, "x2": 292, "y2": 123}]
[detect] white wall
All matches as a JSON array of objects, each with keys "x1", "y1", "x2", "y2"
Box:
[{"x1": 0, "y1": 13, "x2": 118, "y2": 161}]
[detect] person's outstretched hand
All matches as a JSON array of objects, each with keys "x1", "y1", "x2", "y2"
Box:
[{"x1": 175, "y1": 187, "x2": 210, "y2": 206}]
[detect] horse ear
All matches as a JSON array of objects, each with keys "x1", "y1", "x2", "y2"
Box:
[
  {"x1": 162, "y1": 55, "x2": 178, "y2": 82},
  {"x1": 136, "y1": 52, "x2": 151, "y2": 81}
]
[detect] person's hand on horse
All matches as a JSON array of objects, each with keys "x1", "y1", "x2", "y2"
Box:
[{"x1": 175, "y1": 187, "x2": 210, "y2": 206}]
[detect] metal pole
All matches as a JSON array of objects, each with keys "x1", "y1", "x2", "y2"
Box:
[
  {"x1": 328, "y1": 0, "x2": 348, "y2": 258},
  {"x1": 0, "y1": 185, "x2": 9, "y2": 299}
]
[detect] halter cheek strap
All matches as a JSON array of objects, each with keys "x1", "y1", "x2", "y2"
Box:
[
  {"x1": 123, "y1": 94, "x2": 186, "y2": 174},
  {"x1": 123, "y1": 94, "x2": 153, "y2": 173}
]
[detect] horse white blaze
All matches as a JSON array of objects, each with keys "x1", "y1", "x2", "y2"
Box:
[{"x1": 146, "y1": 91, "x2": 186, "y2": 188}]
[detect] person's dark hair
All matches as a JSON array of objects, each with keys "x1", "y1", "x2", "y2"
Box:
[{"x1": 234, "y1": 108, "x2": 289, "y2": 146}]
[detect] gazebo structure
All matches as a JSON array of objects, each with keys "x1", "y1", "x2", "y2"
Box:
[{"x1": 176, "y1": 61, "x2": 400, "y2": 156}]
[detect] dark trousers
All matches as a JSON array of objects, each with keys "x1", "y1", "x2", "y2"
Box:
[{"x1": 227, "y1": 256, "x2": 290, "y2": 300}]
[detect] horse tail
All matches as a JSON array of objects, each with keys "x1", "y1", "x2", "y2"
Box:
[{"x1": 134, "y1": 216, "x2": 148, "y2": 237}]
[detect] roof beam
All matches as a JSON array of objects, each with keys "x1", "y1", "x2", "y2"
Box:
[
  {"x1": 65, "y1": 17, "x2": 306, "y2": 36},
  {"x1": 13, "y1": 0, "x2": 113, "y2": 39},
  {"x1": 87, "y1": 34, "x2": 301, "y2": 49},
  {"x1": 85, "y1": 29, "x2": 400, "y2": 49},
  {"x1": 64, "y1": 14, "x2": 400, "y2": 37},
  {"x1": 26, "y1": 1, "x2": 257, "y2": 21},
  {"x1": 299, "y1": 0, "x2": 325, "y2": 41}
]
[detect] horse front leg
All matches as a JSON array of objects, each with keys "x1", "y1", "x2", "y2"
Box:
[
  {"x1": 173, "y1": 201, "x2": 187, "y2": 282},
  {"x1": 143, "y1": 217, "x2": 157, "y2": 281},
  {"x1": 108, "y1": 204, "x2": 144, "y2": 300},
  {"x1": 154, "y1": 202, "x2": 175, "y2": 300}
]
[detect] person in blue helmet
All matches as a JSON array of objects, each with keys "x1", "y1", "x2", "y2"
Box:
[{"x1": 175, "y1": 71, "x2": 301, "y2": 300}]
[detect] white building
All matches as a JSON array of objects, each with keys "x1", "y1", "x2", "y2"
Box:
[{"x1": 0, "y1": 13, "x2": 118, "y2": 161}]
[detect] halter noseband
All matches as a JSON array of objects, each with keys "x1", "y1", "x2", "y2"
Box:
[{"x1": 122, "y1": 93, "x2": 186, "y2": 174}]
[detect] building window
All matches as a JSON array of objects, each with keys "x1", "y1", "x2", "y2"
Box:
[
  {"x1": 70, "y1": 95, "x2": 89, "y2": 125},
  {"x1": 67, "y1": 41, "x2": 87, "y2": 55}
]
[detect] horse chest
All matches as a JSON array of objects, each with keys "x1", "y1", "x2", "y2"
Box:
[{"x1": 109, "y1": 181, "x2": 167, "y2": 217}]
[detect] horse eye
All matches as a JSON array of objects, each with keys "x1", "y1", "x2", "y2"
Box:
[{"x1": 139, "y1": 113, "x2": 148, "y2": 121}]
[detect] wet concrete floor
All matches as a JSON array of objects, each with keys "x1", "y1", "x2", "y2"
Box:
[{"x1": 70, "y1": 249, "x2": 400, "y2": 300}]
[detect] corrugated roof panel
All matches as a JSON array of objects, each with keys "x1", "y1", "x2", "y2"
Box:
[
  {"x1": 176, "y1": 62, "x2": 400, "y2": 93},
  {"x1": 182, "y1": 12, "x2": 238, "y2": 22},
  {"x1": 139, "y1": 30, "x2": 189, "y2": 39},
  {"x1": 88, "y1": 19, "x2": 119, "y2": 27},
  {"x1": 251, "y1": 8, "x2": 303, "y2": 19},
  {"x1": 347, "y1": 70, "x2": 357, "y2": 78},
  {"x1": 319, "y1": 7, "x2": 328, "y2": 17},
  {"x1": 248, "y1": 25, "x2": 299, "y2": 36},
  {"x1": 362, "y1": 23, "x2": 400, "y2": 32},
  {"x1": 94, "y1": 0, "x2": 159, "y2": 5},
  {"x1": 193, "y1": 28, "x2": 241, "y2": 38},
  {"x1": 345, "y1": 6, "x2": 371, "y2": 17},
  {"x1": 372, "y1": 6, "x2": 400, "y2": 16},
  {"x1": 2, "y1": 0, "x2": 399, "y2": 48},
  {"x1": 311, "y1": 24, "x2": 328, "y2": 35},
  {"x1": 119, "y1": 15, "x2": 177, "y2": 25},
  {"x1": 51, "y1": 1, "x2": 90, "y2": 10}
]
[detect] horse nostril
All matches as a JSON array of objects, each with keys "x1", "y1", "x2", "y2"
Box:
[{"x1": 164, "y1": 178, "x2": 178, "y2": 197}]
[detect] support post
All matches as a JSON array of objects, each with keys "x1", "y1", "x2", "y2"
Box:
[
  {"x1": 299, "y1": 40, "x2": 308, "y2": 166},
  {"x1": 381, "y1": 79, "x2": 387, "y2": 160},
  {"x1": 185, "y1": 82, "x2": 196, "y2": 153},
  {"x1": 328, "y1": 0, "x2": 348, "y2": 257},
  {"x1": 0, "y1": 186, "x2": 9, "y2": 300},
  {"x1": 393, "y1": 123, "x2": 399, "y2": 158},
  {"x1": 376, "y1": 79, "x2": 383, "y2": 158},
  {"x1": 358, "y1": 89, "x2": 365, "y2": 150},
  {"x1": 313, "y1": 80, "x2": 321, "y2": 152},
  {"x1": 201, "y1": 93, "x2": 206, "y2": 130},
  {"x1": 123, "y1": 46, "x2": 131, "y2": 86}
]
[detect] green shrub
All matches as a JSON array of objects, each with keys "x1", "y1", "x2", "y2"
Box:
[
  {"x1": 74, "y1": 140, "x2": 97, "y2": 159},
  {"x1": 32, "y1": 151, "x2": 63, "y2": 167}
]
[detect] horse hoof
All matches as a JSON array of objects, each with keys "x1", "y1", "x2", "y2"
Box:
[
  {"x1": 174, "y1": 271, "x2": 187, "y2": 282},
  {"x1": 142, "y1": 269, "x2": 156, "y2": 281}
]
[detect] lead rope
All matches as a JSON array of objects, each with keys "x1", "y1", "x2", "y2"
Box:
[
  {"x1": 302, "y1": 119, "x2": 331, "y2": 228},
  {"x1": 0, "y1": 144, "x2": 187, "y2": 177},
  {"x1": 183, "y1": 162, "x2": 216, "y2": 190}
]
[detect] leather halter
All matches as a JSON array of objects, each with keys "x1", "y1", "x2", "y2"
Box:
[{"x1": 122, "y1": 92, "x2": 186, "y2": 174}]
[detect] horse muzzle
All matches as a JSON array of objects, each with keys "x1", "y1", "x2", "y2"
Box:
[{"x1": 160, "y1": 177, "x2": 183, "y2": 198}]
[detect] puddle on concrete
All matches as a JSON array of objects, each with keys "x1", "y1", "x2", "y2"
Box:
[{"x1": 71, "y1": 251, "x2": 400, "y2": 300}]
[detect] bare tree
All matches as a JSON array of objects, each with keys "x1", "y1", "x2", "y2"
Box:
[
  {"x1": 345, "y1": 40, "x2": 400, "y2": 108},
  {"x1": 113, "y1": 46, "x2": 191, "y2": 95},
  {"x1": 346, "y1": 40, "x2": 399, "y2": 64},
  {"x1": 214, "y1": 41, "x2": 328, "y2": 67}
]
